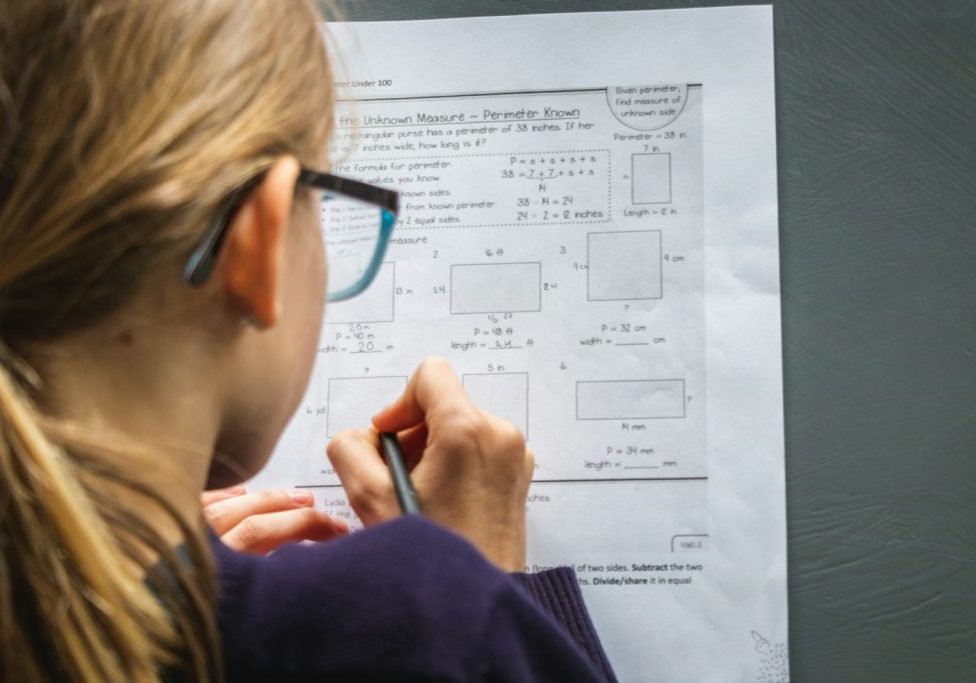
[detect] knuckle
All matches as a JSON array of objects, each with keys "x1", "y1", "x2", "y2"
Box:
[
  {"x1": 203, "y1": 505, "x2": 225, "y2": 527},
  {"x1": 349, "y1": 477, "x2": 392, "y2": 508},
  {"x1": 234, "y1": 517, "x2": 265, "y2": 549},
  {"x1": 326, "y1": 430, "x2": 354, "y2": 456},
  {"x1": 440, "y1": 410, "x2": 486, "y2": 449},
  {"x1": 343, "y1": 479, "x2": 364, "y2": 504},
  {"x1": 488, "y1": 419, "x2": 529, "y2": 473},
  {"x1": 417, "y1": 356, "x2": 454, "y2": 383},
  {"x1": 296, "y1": 507, "x2": 321, "y2": 527},
  {"x1": 479, "y1": 413, "x2": 525, "y2": 455},
  {"x1": 421, "y1": 355, "x2": 451, "y2": 371},
  {"x1": 258, "y1": 489, "x2": 287, "y2": 504},
  {"x1": 496, "y1": 420, "x2": 526, "y2": 453}
]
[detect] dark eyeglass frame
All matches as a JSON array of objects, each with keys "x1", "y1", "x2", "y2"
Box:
[{"x1": 181, "y1": 168, "x2": 399, "y2": 301}]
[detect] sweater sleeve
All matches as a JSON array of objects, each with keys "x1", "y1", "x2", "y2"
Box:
[
  {"x1": 511, "y1": 569, "x2": 617, "y2": 682},
  {"x1": 212, "y1": 517, "x2": 616, "y2": 682}
]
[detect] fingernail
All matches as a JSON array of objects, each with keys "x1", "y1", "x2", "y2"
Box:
[
  {"x1": 289, "y1": 489, "x2": 312, "y2": 504},
  {"x1": 331, "y1": 517, "x2": 350, "y2": 534},
  {"x1": 225, "y1": 485, "x2": 246, "y2": 495}
]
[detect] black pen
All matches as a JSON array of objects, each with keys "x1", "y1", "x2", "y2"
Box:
[{"x1": 379, "y1": 432, "x2": 421, "y2": 516}]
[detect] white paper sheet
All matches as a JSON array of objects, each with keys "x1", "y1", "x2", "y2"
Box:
[{"x1": 249, "y1": 8, "x2": 787, "y2": 681}]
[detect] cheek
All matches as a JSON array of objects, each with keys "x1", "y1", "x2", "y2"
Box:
[
  {"x1": 293, "y1": 227, "x2": 326, "y2": 384},
  {"x1": 292, "y1": 201, "x2": 327, "y2": 333},
  {"x1": 315, "y1": 237, "x2": 328, "y2": 319},
  {"x1": 273, "y1": 209, "x2": 326, "y2": 411},
  {"x1": 306, "y1": 232, "x2": 326, "y2": 337}
]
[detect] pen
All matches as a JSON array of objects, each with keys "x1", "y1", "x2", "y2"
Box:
[{"x1": 379, "y1": 432, "x2": 421, "y2": 516}]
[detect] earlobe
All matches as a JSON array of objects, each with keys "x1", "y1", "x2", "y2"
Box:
[{"x1": 219, "y1": 157, "x2": 301, "y2": 328}]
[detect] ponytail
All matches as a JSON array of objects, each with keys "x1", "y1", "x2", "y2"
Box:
[
  {"x1": 0, "y1": 0, "x2": 336, "y2": 678},
  {"x1": 0, "y1": 345, "x2": 217, "y2": 681}
]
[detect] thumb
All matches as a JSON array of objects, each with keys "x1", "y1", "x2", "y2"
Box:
[{"x1": 326, "y1": 428, "x2": 399, "y2": 525}]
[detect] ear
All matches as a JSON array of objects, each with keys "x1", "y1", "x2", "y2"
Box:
[{"x1": 220, "y1": 157, "x2": 301, "y2": 328}]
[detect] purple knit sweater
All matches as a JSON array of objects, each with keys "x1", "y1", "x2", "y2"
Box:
[{"x1": 212, "y1": 516, "x2": 616, "y2": 681}]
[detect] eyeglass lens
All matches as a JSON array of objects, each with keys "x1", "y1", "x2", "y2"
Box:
[{"x1": 321, "y1": 193, "x2": 383, "y2": 297}]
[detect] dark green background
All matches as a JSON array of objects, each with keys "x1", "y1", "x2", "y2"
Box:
[{"x1": 327, "y1": 2, "x2": 976, "y2": 680}]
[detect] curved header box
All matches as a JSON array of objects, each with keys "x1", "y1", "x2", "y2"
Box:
[{"x1": 607, "y1": 84, "x2": 689, "y2": 131}]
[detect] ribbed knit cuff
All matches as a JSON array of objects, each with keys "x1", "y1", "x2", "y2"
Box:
[{"x1": 512, "y1": 568, "x2": 617, "y2": 682}]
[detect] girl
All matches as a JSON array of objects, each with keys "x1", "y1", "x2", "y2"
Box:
[{"x1": 0, "y1": 1, "x2": 615, "y2": 680}]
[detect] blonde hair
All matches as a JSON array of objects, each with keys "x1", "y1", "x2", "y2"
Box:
[{"x1": 0, "y1": 0, "x2": 335, "y2": 680}]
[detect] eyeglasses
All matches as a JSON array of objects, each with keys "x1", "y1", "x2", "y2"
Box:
[{"x1": 181, "y1": 168, "x2": 399, "y2": 302}]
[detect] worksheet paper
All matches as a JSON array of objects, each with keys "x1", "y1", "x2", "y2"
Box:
[{"x1": 248, "y1": 7, "x2": 787, "y2": 682}]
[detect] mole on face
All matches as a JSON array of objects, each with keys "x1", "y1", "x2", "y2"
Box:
[{"x1": 117, "y1": 330, "x2": 134, "y2": 347}]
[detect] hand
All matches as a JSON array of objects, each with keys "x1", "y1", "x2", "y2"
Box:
[
  {"x1": 327, "y1": 357, "x2": 533, "y2": 572},
  {"x1": 202, "y1": 486, "x2": 349, "y2": 555}
]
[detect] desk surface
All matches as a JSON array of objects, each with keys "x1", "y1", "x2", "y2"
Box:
[{"x1": 331, "y1": 2, "x2": 976, "y2": 680}]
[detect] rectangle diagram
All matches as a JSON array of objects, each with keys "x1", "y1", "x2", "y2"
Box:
[
  {"x1": 327, "y1": 375, "x2": 408, "y2": 437},
  {"x1": 451, "y1": 262, "x2": 542, "y2": 314},
  {"x1": 576, "y1": 379, "x2": 686, "y2": 420},
  {"x1": 587, "y1": 231, "x2": 662, "y2": 301},
  {"x1": 325, "y1": 261, "x2": 396, "y2": 324},
  {"x1": 632, "y1": 153, "x2": 672, "y2": 204},
  {"x1": 462, "y1": 372, "x2": 529, "y2": 438}
]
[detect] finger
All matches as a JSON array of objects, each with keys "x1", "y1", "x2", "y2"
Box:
[
  {"x1": 395, "y1": 422, "x2": 428, "y2": 470},
  {"x1": 200, "y1": 485, "x2": 247, "y2": 507},
  {"x1": 326, "y1": 428, "x2": 399, "y2": 525},
  {"x1": 221, "y1": 507, "x2": 348, "y2": 555},
  {"x1": 371, "y1": 356, "x2": 474, "y2": 433},
  {"x1": 203, "y1": 488, "x2": 315, "y2": 536},
  {"x1": 522, "y1": 447, "x2": 536, "y2": 497}
]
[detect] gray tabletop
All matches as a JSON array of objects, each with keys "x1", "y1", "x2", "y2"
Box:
[{"x1": 330, "y1": 1, "x2": 976, "y2": 680}]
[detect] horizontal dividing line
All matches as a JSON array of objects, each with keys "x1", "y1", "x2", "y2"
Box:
[
  {"x1": 337, "y1": 87, "x2": 608, "y2": 103},
  {"x1": 296, "y1": 476, "x2": 708, "y2": 489},
  {"x1": 532, "y1": 477, "x2": 706, "y2": 484},
  {"x1": 336, "y1": 117, "x2": 578, "y2": 130},
  {"x1": 337, "y1": 84, "x2": 703, "y2": 105},
  {"x1": 396, "y1": 219, "x2": 612, "y2": 230}
]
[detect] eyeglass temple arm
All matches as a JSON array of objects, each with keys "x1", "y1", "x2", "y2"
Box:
[{"x1": 298, "y1": 169, "x2": 399, "y2": 215}]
